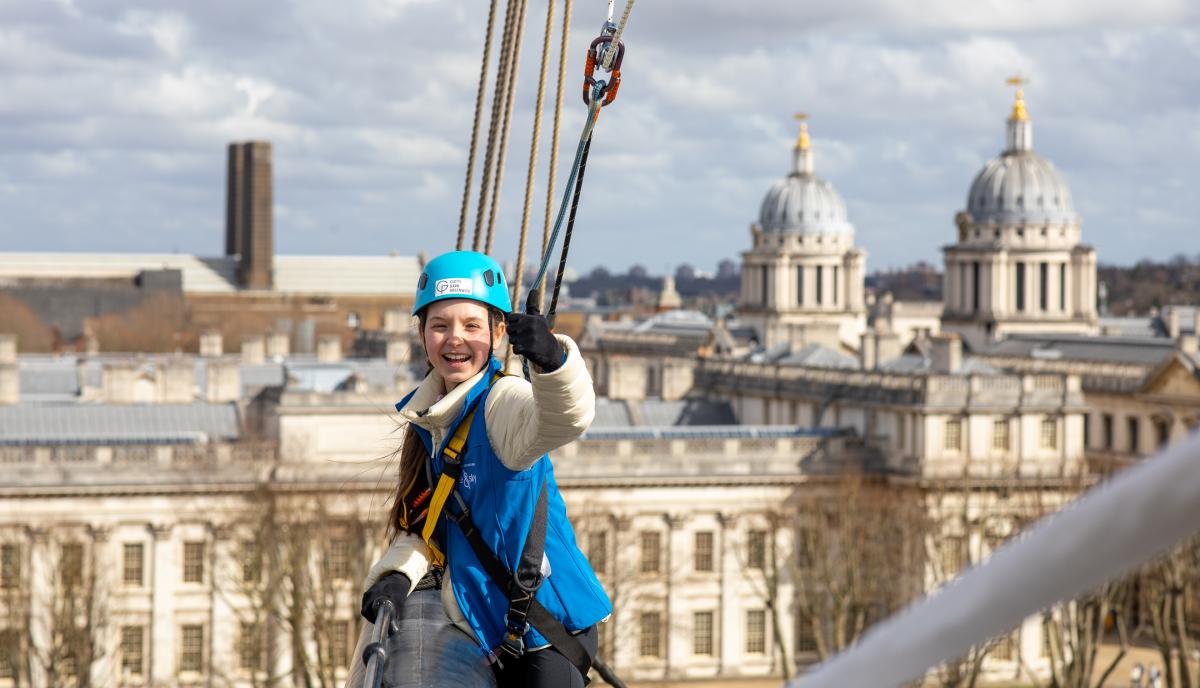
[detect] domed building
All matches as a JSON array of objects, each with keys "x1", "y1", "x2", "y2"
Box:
[
  {"x1": 942, "y1": 88, "x2": 1099, "y2": 349},
  {"x1": 739, "y1": 119, "x2": 867, "y2": 349}
]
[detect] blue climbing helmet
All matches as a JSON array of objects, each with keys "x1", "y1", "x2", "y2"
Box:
[{"x1": 412, "y1": 250, "x2": 512, "y2": 315}]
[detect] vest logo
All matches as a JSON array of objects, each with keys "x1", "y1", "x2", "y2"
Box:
[
  {"x1": 461, "y1": 471, "x2": 477, "y2": 490},
  {"x1": 435, "y1": 278, "x2": 474, "y2": 296}
]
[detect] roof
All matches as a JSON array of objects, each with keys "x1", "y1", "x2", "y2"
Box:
[
  {"x1": 0, "y1": 252, "x2": 420, "y2": 295},
  {"x1": 0, "y1": 403, "x2": 241, "y2": 445},
  {"x1": 878, "y1": 354, "x2": 1000, "y2": 376},
  {"x1": 581, "y1": 425, "x2": 845, "y2": 441},
  {"x1": 984, "y1": 334, "x2": 1177, "y2": 367},
  {"x1": 16, "y1": 354, "x2": 404, "y2": 400},
  {"x1": 748, "y1": 343, "x2": 858, "y2": 369},
  {"x1": 592, "y1": 398, "x2": 737, "y2": 428}
]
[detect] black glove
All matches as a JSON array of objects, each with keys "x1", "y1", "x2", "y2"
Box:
[
  {"x1": 360, "y1": 572, "x2": 411, "y2": 623},
  {"x1": 507, "y1": 307, "x2": 564, "y2": 372}
]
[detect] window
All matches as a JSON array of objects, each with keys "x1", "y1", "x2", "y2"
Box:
[
  {"x1": 761, "y1": 266, "x2": 769, "y2": 306},
  {"x1": 816, "y1": 265, "x2": 824, "y2": 305},
  {"x1": 795, "y1": 615, "x2": 818, "y2": 654},
  {"x1": 243, "y1": 541, "x2": 262, "y2": 584},
  {"x1": 992, "y1": 633, "x2": 1015, "y2": 660},
  {"x1": 588, "y1": 531, "x2": 607, "y2": 573},
  {"x1": 972, "y1": 261, "x2": 981, "y2": 313},
  {"x1": 1155, "y1": 418, "x2": 1171, "y2": 448},
  {"x1": 832, "y1": 265, "x2": 839, "y2": 305},
  {"x1": 746, "y1": 609, "x2": 767, "y2": 654},
  {"x1": 330, "y1": 620, "x2": 351, "y2": 669},
  {"x1": 183, "y1": 542, "x2": 205, "y2": 583},
  {"x1": 796, "y1": 266, "x2": 804, "y2": 305},
  {"x1": 1084, "y1": 413, "x2": 1091, "y2": 448},
  {"x1": 1039, "y1": 262, "x2": 1049, "y2": 311},
  {"x1": 180, "y1": 624, "x2": 204, "y2": 673},
  {"x1": 1, "y1": 544, "x2": 19, "y2": 589},
  {"x1": 992, "y1": 418, "x2": 1010, "y2": 451},
  {"x1": 60, "y1": 543, "x2": 84, "y2": 588},
  {"x1": 940, "y1": 535, "x2": 966, "y2": 576},
  {"x1": 1127, "y1": 417, "x2": 1140, "y2": 454},
  {"x1": 1016, "y1": 262, "x2": 1026, "y2": 311},
  {"x1": 794, "y1": 527, "x2": 813, "y2": 569},
  {"x1": 238, "y1": 622, "x2": 264, "y2": 671},
  {"x1": 1059, "y1": 263, "x2": 1067, "y2": 311},
  {"x1": 747, "y1": 530, "x2": 767, "y2": 570},
  {"x1": 693, "y1": 611, "x2": 714, "y2": 655},
  {"x1": 326, "y1": 539, "x2": 353, "y2": 580},
  {"x1": 944, "y1": 419, "x2": 962, "y2": 452},
  {"x1": 639, "y1": 612, "x2": 662, "y2": 658},
  {"x1": 1040, "y1": 418, "x2": 1058, "y2": 450},
  {"x1": 1103, "y1": 414, "x2": 1114, "y2": 449},
  {"x1": 123, "y1": 543, "x2": 144, "y2": 586},
  {"x1": 120, "y1": 626, "x2": 144, "y2": 676},
  {"x1": 0, "y1": 630, "x2": 18, "y2": 678},
  {"x1": 640, "y1": 532, "x2": 661, "y2": 574},
  {"x1": 694, "y1": 532, "x2": 714, "y2": 572}
]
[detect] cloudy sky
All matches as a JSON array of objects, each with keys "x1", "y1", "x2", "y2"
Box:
[{"x1": 2, "y1": 1, "x2": 1197, "y2": 275}]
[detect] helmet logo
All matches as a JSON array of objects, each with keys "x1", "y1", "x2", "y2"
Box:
[{"x1": 434, "y1": 278, "x2": 474, "y2": 296}]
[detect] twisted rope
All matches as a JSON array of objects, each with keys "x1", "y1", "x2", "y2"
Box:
[
  {"x1": 539, "y1": 0, "x2": 572, "y2": 312},
  {"x1": 511, "y1": 0, "x2": 557, "y2": 308},
  {"x1": 484, "y1": 0, "x2": 529, "y2": 254},
  {"x1": 472, "y1": 0, "x2": 519, "y2": 251},
  {"x1": 456, "y1": 0, "x2": 500, "y2": 250}
]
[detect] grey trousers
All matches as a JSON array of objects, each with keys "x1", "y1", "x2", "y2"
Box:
[{"x1": 346, "y1": 589, "x2": 498, "y2": 688}]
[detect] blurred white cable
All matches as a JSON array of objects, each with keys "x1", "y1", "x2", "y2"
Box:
[{"x1": 789, "y1": 430, "x2": 1200, "y2": 688}]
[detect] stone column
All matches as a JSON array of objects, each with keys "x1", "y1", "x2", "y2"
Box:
[
  {"x1": 27, "y1": 528, "x2": 50, "y2": 687},
  {"x1": 89, "y1": 527, "x2": 116, "y2": 687},
  {"x1": 149, "y1": 523, "x2": 176, "y2": 681},
  {"x1": 717, "y1": 512, "x2": 740, "y2": 676}
]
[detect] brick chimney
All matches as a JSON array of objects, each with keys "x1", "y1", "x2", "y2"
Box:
[
  {"x1": 226, "y1": 141, "x2": 273, "y2": 290},
  {"x1": 0, "y1": 334, "x2": 17, "y2": 405}
]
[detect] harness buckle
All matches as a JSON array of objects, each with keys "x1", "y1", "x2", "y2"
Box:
[{"x1": 500, "y1": 613, "x2": 530, "y2": 658}]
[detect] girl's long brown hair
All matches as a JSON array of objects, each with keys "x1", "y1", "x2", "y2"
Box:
[{"x1": 385, "y1": 306, "x2": 505, "y2": 540}]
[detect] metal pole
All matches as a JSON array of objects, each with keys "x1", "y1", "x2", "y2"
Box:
[{"x1": 362, "y1": 599, "x2": 398, "y2": 688}]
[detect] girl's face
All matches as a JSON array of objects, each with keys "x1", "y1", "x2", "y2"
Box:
[{"x1": 422, "y1": 299, "x2": 506, "y2": 392}]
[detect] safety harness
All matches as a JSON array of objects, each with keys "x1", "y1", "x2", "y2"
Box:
[{"x1": 411, "y1": 373, "x2": 594, "y2": 677}]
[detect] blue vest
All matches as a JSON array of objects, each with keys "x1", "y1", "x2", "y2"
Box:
[{"x1": 396, "y1": 357, "x2": 612, "y2": 656}]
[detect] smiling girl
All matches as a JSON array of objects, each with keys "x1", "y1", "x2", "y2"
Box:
[{"x1": 348, "y1": 251, "x2": 610, "y2": 688}]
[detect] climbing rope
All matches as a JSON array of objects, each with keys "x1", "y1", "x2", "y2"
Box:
[
  {"x1": 455, "y1": 0, "x2": 500, "y2": 250},
  {"x1": 510, "y1": 0, "x2": 559, "y2": 310},
  {"x1": 538, "y1": 0, "x2": 572, "y2": 313},
  {"x1": 472, "y1": 0, "x2": 521, "y2": 251},
  {"x1": 483, "y1": 0, "x2": 530, "y2": 254},
  {"x1": 601, "y1": 0, "x2": 635, "y2": 71},
  {"x1": 547, "y1": 134, "x2": 592, "y2": 327}
]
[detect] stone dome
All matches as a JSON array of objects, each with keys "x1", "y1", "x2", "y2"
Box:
[
  {"x1": 757, "y1": 125, "x2": 855, "y2": 236},
  {"x1": 965, "y1": 93, "x2": 1079, "y2": 226}
]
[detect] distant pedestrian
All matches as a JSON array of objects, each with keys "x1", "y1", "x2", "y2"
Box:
[
  {"x1": 1130, "y1": 662, "x2": 1144, "y2": 687},
  {"x1": 1148, "y1": 663, "x2": 1162, "y2": 688}
]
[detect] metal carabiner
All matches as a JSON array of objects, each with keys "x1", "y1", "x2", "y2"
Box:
[{"x1": 582, "y1": 34, "x2": 624, "y2": 107}]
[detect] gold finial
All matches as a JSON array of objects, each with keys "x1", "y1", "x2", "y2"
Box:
[
  {"x1": 1006, "y1": 75, "x2": 1029, "y2": 121},
  {"x1": 794, "y1": 112, "x2": 811, "y2": 150}
]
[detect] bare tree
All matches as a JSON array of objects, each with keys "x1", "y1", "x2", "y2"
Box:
[{"x1": 1138, "y1": 535, "x2": 1200, "y2": 688}]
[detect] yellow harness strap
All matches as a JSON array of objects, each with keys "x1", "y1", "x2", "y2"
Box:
[{"x1": 420, "y1": 372, "x2": 505, "y2": 567}]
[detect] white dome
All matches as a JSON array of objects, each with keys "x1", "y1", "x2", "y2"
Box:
[
  {"x1": 757, "y1": 141, "x2": 854, "y2": 236},
  {"x1": 965, "y1": 102, "x2": 1079, "y2": 226}
]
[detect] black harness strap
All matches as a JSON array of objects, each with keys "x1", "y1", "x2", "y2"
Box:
[{"x1": 446, "y1": 485, "x2": 595, "y2": 678}]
